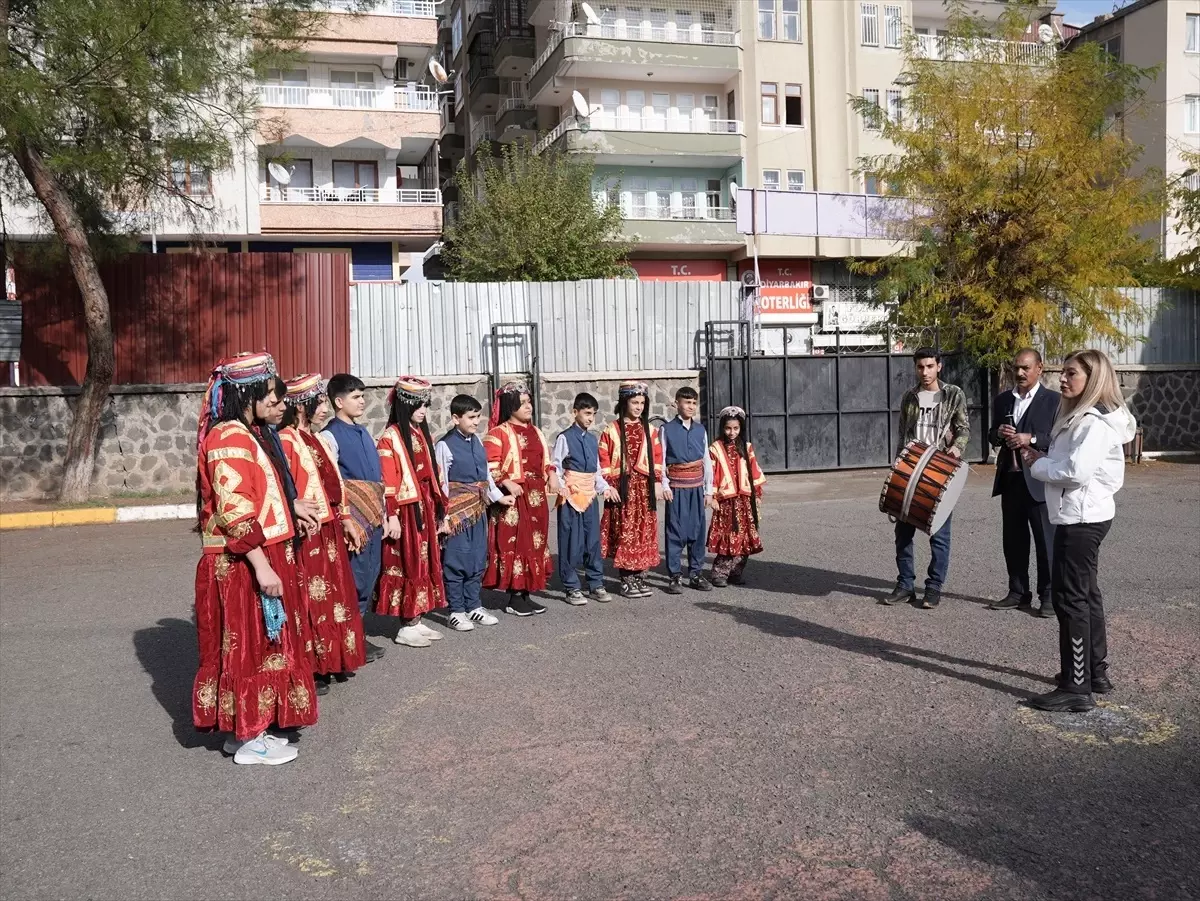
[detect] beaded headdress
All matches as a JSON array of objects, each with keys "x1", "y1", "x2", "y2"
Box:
[
  {"x1": 388, "y1": 375, "x2": 433, "y2": 408},
  {"x1": 284, "y1": 373, "x2": 325, "y2": 406}
]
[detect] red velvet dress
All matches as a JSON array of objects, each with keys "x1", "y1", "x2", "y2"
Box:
[
  {"x1": 483, "y1": 421, "x2": 553, "y2": 592},
  {"x1": 377, "y1": 424, "x2": 447, "y2": 618},
  {"x1": 599, "y1": 420, "x2": 663, "y2": 573},
  {"x1": 280, "y1": 426, "x2": 368, "y2": 675},
  {"x1": 193, "y1": 421, "x2": 318, "y2": 741},
  {"x1": 707, "y1": 439, "x2": 766, "y2": 558}
]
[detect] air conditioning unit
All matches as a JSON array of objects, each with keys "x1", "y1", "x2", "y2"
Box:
[{"x1": 811, "y1": 284, "x2": 830, "y2": 301}]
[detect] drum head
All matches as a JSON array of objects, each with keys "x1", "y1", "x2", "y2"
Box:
[{"x1": 928, "y1": 461, "x2": 968, "y2": 534}]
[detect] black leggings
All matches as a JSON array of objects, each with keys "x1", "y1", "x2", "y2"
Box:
[{"x1": 1052, "y1": 520, "x2": 1112, "y2": 694}]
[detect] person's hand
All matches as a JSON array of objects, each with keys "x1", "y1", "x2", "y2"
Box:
[
  {"x1": 384, "y1": 515, "x2": 402, "y2": 540},
  {"x1": 998, "y1": 424, "x2": 1016, "y2": 440},
  {"x1": 1005, "y1": 432, "x2": 1032, "y2": 450},
  {"x1": 436, "y1": 521, "x2": 450, "y2": 536},
  {"x1": 254, "y1": 562, "x2": 283, "y2": 597},
  {"x1": 293, "y1": 499, "x2": 320, "y2": 532},
  {"x1": 344, "y1": 525, "x2": 363, "y2": 554},
  {"x1": 662, "y1": 487, "x2": 674, "y2": 502},
  {"x1": 654, "y1": 484, "x2": 665, "y2": 500},
  {"x1": 503, "y1": 480, "x2": 524, "y2": 498},
  {"x1": 498, "y1": 495, "x2": 516, "y2": 507},
  {"x1": 603, "y1": 488, "x2": 619, "y2": 503},
  {"x1": 548, "y1": 473, "x2": 562, "y2": 496},
  {"x1": 1020, "y1": 447, "x2": 1046, "y2": 466},
  {"x1": 706, "y1": 496, "x2": 719, "y2": 512},
  {"x1": 948, "y1": 446, "x2": 962, "y2": 459}
]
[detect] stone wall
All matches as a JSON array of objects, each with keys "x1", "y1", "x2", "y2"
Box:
[{"x1": 0, "y1": 371, "x2": 700, "y2": 501}]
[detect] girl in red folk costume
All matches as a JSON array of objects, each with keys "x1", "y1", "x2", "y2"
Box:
[
  {"x1": 278, "y1": 374, "x2": 368, "y2": 696},
  {"x1": 193, "y1": 353, "x2": 318, "y2": 767},
  {"x1": 707, "y1": 406, "x2": 767, "y2": 588},
  {"x1": 600, "y1": 381, "x2": 665, "y2": 599},
  {"x1": 377, "y1": 376, "x2": 449, "y2": 648},
  {"x1": 483, "y1": 383, "x2": 560, "y2": 617}
]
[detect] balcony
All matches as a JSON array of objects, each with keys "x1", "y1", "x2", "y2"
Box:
[
  {"x1": 533, "y1": 116, "x2": 743, "y2": 166},
  {"x1": 257, "y1": 85, "x2": 439, "y2": 148},
  {"x1": 526, "y1": 21, "x2": 740, "y2": 104},
  {"x1": 470, "y1": 115, "x2": 496, "y2": 153},
  {"x1": 306, "y1": 0, "x2": 436, "y2": 55},
  {"x1": 495, "y1": 95, "x2": 537, "y2": 141},
  {"x1": 619, "y1": 202, "x2": 739, "y2": 249},
  {"x1": 259, "y1": 186, "x2": 442, "y2": 238},
  {"x1": 493, "y1": 0, "x2": 536, "y2": 76},
  {"x1": 913, "y1": 34, "x2": 1056, "y2": 65}
]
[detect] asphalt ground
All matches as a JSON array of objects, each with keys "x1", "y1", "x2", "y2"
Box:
[{"x1": 1, "y1": 463, "x2": 1198, "y2": 901}]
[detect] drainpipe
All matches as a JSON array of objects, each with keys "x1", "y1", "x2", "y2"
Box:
[{"x1": 806, "y1": 0, "x2": 820, "y2": 257}]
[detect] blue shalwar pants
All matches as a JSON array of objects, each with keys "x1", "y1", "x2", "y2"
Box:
[
  {"x1": 665, "y1": 487, "x2": 706, "y2": 578},
  {"x1": 557, "y1": 499, "x2": 604, "y2": 591},
  {"x1": 350, "y1": 525, "x2": 382, "y2": 614},
  {"x1": 442, "y1": 518, "x2": 489, "y2": 613}
]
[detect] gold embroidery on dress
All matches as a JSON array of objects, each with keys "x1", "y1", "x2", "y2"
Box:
[
  {"x1": 214, "y1": 553, "x2": 234, "y2": 581},
  {"x1": 532, "y1": 531, "x2": 545, "y2": 549},
  {"x1": 503, "y1": 506, "x2": 520, "y2": 526},
  {"x1": 344, "y1": 630, "x2": 357, "y2": 654},
  {"x1": 220, "y1": 690, "x2": 236, "y2": 718},
  {"x1": 260, "y1": 653, "x2": 287, "y2": 672},
  {"x1": 305, "y1": 640, "x2": 312, "y2": 652},
  {"x1": 389, "y1": 589, "x2": 401, "y2": 611},
  {"x1": 513, "y1": 559, "x2": 525, "y2": 576},
  {"x1": 285, "y1": 542, "x2": 295, "y2": 564},
  {"x1": 326, "y1": 539, "x2": 337, "y2": 562},
  {"x1": 420, "y1": 540, "x2": 429, "y2": 560},
  {"x1": 416, "y1": 587, "x2": 429, "y2": 609},
  {"x1": 384, "y1": 566, "x2": 404, "y2": 577},
  {"x1": 333, "y1": 603, "x2": 349, "y2": 623},
  {"x1": 314, "y1": 639, "x2": 328, "y2": 658},
  {"x1": 517, "y1": 432, "x2": 529, "y2": 449},
  {"x1": 527, "y1": 489, "x2": 545, "y2": 508},
  {"x1": 227, "y1": 519, "x2": 253, "y2": 539},
  {"x1": 196, "y1": 678, "x2": 217, "y2": 713},
  {"x1": 308, "y1": 575, "x2": 328, "y2": 603},
  {"x1": 288, "y1": 683, "x2": 312, "y2": 713},
  {"x1": 221, "y1": 629, "x2": 238, "y2": 657},
  {"x1": 258, "y1": 685, "x2": 277, "y2": 716}
]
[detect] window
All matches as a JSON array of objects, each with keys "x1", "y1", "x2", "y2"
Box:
[
  {"x1": 650, "y1": 92, "x2": 669, "y2": 129},
  {"x1": 330, "y1": 70, "x2": 375, "y2": 107},
  {"x1": 860, "y1": 3, "x2": 878, "y2": 46},
  {"x1": 1188, "y1": 14, "x2": 1199, "y2": 53},
  {"x1": 762, "y1": 169, "x2": 780, "y2": 191},
  {"x1": 625, "y1": 89, "x2": 645, "y2": 128},
  {"x1": 332, "y1": 160, "x2": 379, "y2": 197},
  {"x1": 758, "y1": 0, "x2": 775, "y2": 41},
  {"x1": 680, "y1": 177, "x2": 698, "y2": 217},
  {"x1": 171, "y1": 160, "x2": 211, "y2": 196},
  {"x1": 784, "y1": 84, "x2": 803, "y2": 126},
  {"x1": 782, "y1": 0, "x2": 800, "y2": 41},
  {"x1": 787, "y1": 170, "x2": 805, "y2": 192},
  {"x1": 1186, "y1": 95, "x2": 1200, "y2": 134},
  {"x1": 761, "y1": 82, "x2": 778, "y2": 124},
  {"x1": 675, "y1": 9, "x2": 694, "y2": 40},
  {"x1": 452, "y1": 14, "x2": 462, "y2": 55},
  {"x1": 886, "y1": 88, "x2": 902, "y2": 124},
  {"x1": 701, "y1": 10, "x2": 716, "y2": 42},
  {"x1": 601, "y1": 88, "x2": 620, "y2": 128},
  {"x1": 629, "y1": 177, "x2": 648, "y2": 216},
  {"x1": 707, "y1": 178, "x2": 722, "y2": 214},
  {"x1": 884, "y1": 5, "x2": 901, "y2": 48},
  {"x1": 864, "y1": 175, "x2": 880, "y2": 195},
  {"x1": 862, "y1": 88, "x2": 881, "y2": 130},
  {"x1": 676, "y1": 92, "x2": 695, "y2": 131},
  {"x1": 653, "y1": 176, "x2": 672, "y2": 217},
  {"x1": 265, "y1": 68, "x2": 308, "y2": 86},
  {"x1": 1101, "y1": 34, "x2": 1122, "y2": 61}
]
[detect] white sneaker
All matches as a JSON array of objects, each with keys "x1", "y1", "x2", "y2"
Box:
[
  {"x1": 468, "y1": 607, "x2": 499, "y2": 626},
  {"x1": 394, "y1": 625, "x2": 432, "y2": 647},
  {"x1": 414, "y1": 621, "x2": 444, "y2": 641},
  {"x1": 447, "y1": 612, "x2": 475, "y2": 632},
  {"x1": 223, "y1": 733, "x2": 289, "y2": 756},
  {"x1": 233, "y1": 734, "x2": 299, "y2": 766}
]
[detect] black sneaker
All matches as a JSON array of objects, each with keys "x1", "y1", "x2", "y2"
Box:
[
  {"x1": 363, "y1": 640, "x2": 387, "y2": 662},
  {"x1": 315, "y1": 674, "x2": 331, "y2": 696},
  {"x1": 988, "y1": 592, "x2": 1029, "y2": 610},
  {"x1": 920, "y1": 589, "x2": 942, "y2": 609},
  {"x1": 1054, "y1": 672, "x2": 1114, "y2": 694},
  {"x1": 1037, "y1": 600, "x2": 1056, "y2": 618},
  {"x1": 1027, "y1": 689, "x2": 1096, "y2": 712},
  {"x1": 881, "y1": 585, "x2": 915, "y2": 606},
  {"x1": 504, "y1": 593, "x2": 535, "y2": 617},
  {"x1": 620, "y1": 579, "x2": 640, "y2": 599},
  {"x1": 635, "y1": 576, "x2": 654, "y2": 597},
  {"x1": 564, "y1": 588, "x2": 587, "y2": 606},
  {"x1": 665, "y1": 576, "x2": 684, "y2": 595},
  {"x1": 588, "y1": 586, "x2": 612, "y2": 603},
  {"x1": 728, "y1": 572, "x2": 745, "y2": 586},
  {"x1": 525, "y1": 593, "x2": 547, "y2": 615},
  {"x1": 688, "y1": 574, "x2": 714, "y2": 592},
  {"x1": 710, "y1": 573, "x2": 728, "y2": 588}
]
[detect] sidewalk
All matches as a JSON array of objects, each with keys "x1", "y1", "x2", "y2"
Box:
[{"x1": 0, "y1": 492, "x2": 194, "y2": 530}]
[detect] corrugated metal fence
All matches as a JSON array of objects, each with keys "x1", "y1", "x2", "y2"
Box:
[
  {"x1": 350, "y1": 279, "x2": 743, "y2": 377},
  {"x1": 1081, "y1": 288, "x2": 1199, "y2": 366}
]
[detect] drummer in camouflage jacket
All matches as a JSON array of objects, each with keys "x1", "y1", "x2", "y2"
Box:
[{"x1": 884, "y1": 347, "x2": 971, "y2": 610}]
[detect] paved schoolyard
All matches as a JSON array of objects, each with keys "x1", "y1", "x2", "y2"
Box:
[{"x1": 1, "y1": 463, "x2": 1197, "y2": 901}]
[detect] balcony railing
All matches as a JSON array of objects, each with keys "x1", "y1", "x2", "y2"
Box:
[
  {"x1": 470, "y1": 115, "x2": 496, "y2": 151},
  {"x1": 533, "y1": 115, "x2": 742, "y2": 153},
  {"x1": 499, "y1": 95, "x2": 533, "y2": 115},
  {"x1": 625, "y1": 204, "x2": 734, "y2": 221},
  {"x1": 530, "y1": 19, "x2": 738, "y2": 81},
  {"x1": 317, "y1": 0, "x2": 438, "y2": 17},
  {"x1": 914, "y1": 33, "x2": 1056, "y2": 66},
  {"x1": 258, "y1": 84, "x2": 440, "y2": 111},
  {"x1": 260, "y1": 186, "x2": 442, "y2": 204}
]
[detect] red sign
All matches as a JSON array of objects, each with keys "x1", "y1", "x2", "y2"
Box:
[
  {"x1": 737, "y1": 258, "x2": 815, "y2": 317},
  {"x1": 631, "y1": 259, "x2": 727, "y2": 281}
]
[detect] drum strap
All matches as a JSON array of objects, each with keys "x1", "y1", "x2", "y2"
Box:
[{"x1": 900, "y1": 442, "x2": 941, "y2": 523}]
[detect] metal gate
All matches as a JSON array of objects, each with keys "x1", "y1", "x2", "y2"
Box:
[
  {"x1": 488, "y1": 321, "x2": 543, "y2": 426},
  {"x1": 704, "y1": 321, "x2": 988, "y2": 473}
]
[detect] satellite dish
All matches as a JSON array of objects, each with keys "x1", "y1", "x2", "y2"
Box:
[
  {"x1": 580, "y1": 1, "x2": 602, "y2": 25},
  {"x1": 1037, "y1": 23, "x2": 1054, "y2": 44},
  {"x1": 429, "y1": 59, "x2": 449, "y2": 84},
  {"x1": 571, "y1": 90, "x2": 590, "y2": 118},
  {"x1": 267, "y1": 161, "x2": 291, "y2": 185}
]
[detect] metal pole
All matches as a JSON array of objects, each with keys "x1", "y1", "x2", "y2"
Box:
[{"x1": 752, "y1": 190, "x2": 762, "y2": 355}]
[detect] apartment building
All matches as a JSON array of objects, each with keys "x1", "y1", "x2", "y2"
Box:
[
  {"x1": 3, "y1": 1, "x2": 445, "y2": 282},
  {"x1": 434, "y1": 0, "x2": 1056, "y2": 282},
  {"x1": 1068, "y1": 0, "x2": 1200, "y2": 260}
]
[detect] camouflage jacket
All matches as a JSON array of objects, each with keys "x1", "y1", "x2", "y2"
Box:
[{"x1": 896, "y1": 382, "x2": 970, "y2": 457}]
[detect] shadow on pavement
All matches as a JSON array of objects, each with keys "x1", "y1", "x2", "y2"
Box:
[
  {"x1": 696, "y1": 601, "x2": 1044, "y2": 699},
  {"x1": 133, "y1": 616, "x2": 222, "y2": 751}
]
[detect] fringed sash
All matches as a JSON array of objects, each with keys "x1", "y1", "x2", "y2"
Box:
[
  {"x1": 343, "y1": 479, "x2": 385, "y2": 546},
  {"x1": 444, "y1": 481, "x2": 488, "y2": 535},
  {"x1": 667, "y1": 460, "x2": 704, "y2": 490},
  {"x1": 561, "y1": 470, "x2": 597, "y2": 514}
]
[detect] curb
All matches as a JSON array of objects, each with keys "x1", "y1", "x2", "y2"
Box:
[{"x1": 0, "y1": 503, "x2": 194, "y2": 531}]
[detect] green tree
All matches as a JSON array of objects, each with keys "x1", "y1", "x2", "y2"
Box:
[
  {"x1": 442, "y1": 140, "x2": 631, "y2": 282},
  {"x1": 849, "y1": 1, "x2": 1165, "y2": 366},
  {"x1": 0, "y1": 0, "x2": 329, "y2": 501},
  {"x1": 1164, "y1": 148, "x2": 1200, "y2": 287}
]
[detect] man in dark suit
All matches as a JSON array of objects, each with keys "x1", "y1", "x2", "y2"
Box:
[{"x1": 988, "y1": 348, "x2": 1058, "y2": 616}]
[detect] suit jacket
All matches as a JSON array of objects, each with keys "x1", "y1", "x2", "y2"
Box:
[{"x1": 988, "y1": 385, "x2": 1059, "y2": 500}]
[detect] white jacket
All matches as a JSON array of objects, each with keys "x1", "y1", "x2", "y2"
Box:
[{"x1": 1030, "y1": 406, "x2": 1137, "y2": 525}]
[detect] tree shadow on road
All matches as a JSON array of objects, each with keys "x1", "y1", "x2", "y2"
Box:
[
  {"x1": 133, "y1": 616, "x2": 223, "y2": 752},
  {"x1": 696, "y1": 601, "x2": 1045, "y2": 699}
]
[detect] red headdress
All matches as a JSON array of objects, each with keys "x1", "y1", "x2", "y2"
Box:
[
  {"x1": 196, "y1": 351, "x2": 277, "y2": 464},
  {"x1": 284, "y1": 372, "x2": 324, "y2": 406},
  {"x1": 489, "y1": 380, "x2": 529, "y2": 429},
  {"x1": 387, "y1": 375, "x2": 433, "y2": 410}
]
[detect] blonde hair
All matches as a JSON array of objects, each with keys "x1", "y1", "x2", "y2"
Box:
[{"x1": 1054, "y1": 349, "x2": 1126, "y2": 433}]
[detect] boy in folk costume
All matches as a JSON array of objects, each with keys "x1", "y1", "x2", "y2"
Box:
[
  {"x1": 319, "y1": 374, "x2": 387, "y2": 663},
  {"x1": 278, "y1": 374, "x2": 368, "y2": 697},
  {"x1": 660, "y1": 386, "x2": 716, "y2": 595},
  {"x1": 553, "y1": 393, "x2": 618, "y2": 605},
  {"x1": 377, "y1": 376, "x2": 448, "y2": 649},
  {"x1": 707, "y1": 406, "x2": 767, "y2": 587},
  {"x1": 436, "y1": 395, "x2": 511, "y2": 632},
  {"x1": 600, "y1": 381, "x2": 665, "y2": 599},
  {"x1": 483, "y1": 383, "x2": 561, "y2": 617},
  {"x1": 193, "y1": 353, "x2": 317, "y2": 766}
]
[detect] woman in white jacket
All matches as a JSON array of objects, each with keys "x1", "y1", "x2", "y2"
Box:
[{"x1": 1020, "y1": 349, "x2": 1137, "y2": 713}]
